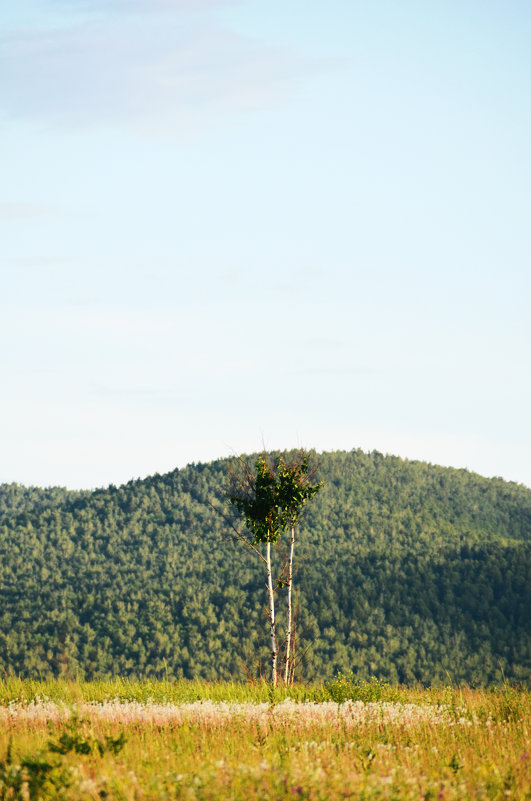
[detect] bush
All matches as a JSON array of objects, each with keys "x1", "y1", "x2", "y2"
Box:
[{"x1": 324, "y1": 672, "x2": 399, "y2": 703}]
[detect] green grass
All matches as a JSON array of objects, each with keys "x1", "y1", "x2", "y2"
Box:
[
  {"x1": 0, "y1": 674, "x2": 526, "y2": 711},
  {"x1": 0, "y1": 676, "x2": 320, "y2": 705},
  {"x1": 0, "y1": 679, "x2": 529, "y2": 800},
  {"x1": 0, "y1": 675, "x2": 406, "y2": 706}
]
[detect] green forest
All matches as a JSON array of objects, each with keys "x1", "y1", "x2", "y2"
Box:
[{"x1": 0, "y1": 449, "x2": 529, "y2": 685}]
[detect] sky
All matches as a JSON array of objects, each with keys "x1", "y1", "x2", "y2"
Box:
[{"x1": 1, "y1": 0, "x2": 530, "y2": 490}]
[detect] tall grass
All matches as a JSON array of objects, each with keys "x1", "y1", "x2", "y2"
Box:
[
  {"x1": 0, "y1": 675, "x2": 408, "y2": 705},
  {"x1": 0, "y1": 677, "x2": 321, "y2": 705},
  {"x1": 0, "y1": 679, "x2": 529, "y2": 800}
]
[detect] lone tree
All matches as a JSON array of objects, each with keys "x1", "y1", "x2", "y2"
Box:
[
  {"x1": 227, "y1": 450, "x2": 322, "y2": 686},
  {"x1": 277, "y1": 454, "x2": 322, "y2": 683}
]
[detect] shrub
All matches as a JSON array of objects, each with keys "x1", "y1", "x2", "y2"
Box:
[{"x1": 324, "y1": 672, "x2": 399, "y2": 703}]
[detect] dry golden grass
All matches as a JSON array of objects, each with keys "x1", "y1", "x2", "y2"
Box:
[{"x1": 0, "y1": 681, "x2": 529, "y2": 800}]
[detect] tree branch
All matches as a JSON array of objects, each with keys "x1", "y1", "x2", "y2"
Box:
[{"x1": 207, "y1": 495, "x2": 267, "y2": 564}]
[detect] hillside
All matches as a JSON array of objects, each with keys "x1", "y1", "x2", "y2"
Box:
[{"x1": 0, "y1": 450, "x2": 529, "y2": 684}]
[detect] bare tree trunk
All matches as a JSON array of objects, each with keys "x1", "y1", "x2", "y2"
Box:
[
  {"x1": 266, "y1": 539, "x2": 278, "y2": 686},
  {"x1": 289, "y1": 611, "x2": 297, "y2": 684},
  {"x1": 283, "y1": 523, "x2": 295, "y2": 684}
]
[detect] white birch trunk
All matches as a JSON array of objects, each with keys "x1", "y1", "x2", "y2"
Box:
[
  {"x1": 266, "y1": 539, "x2": 278, "y2": 686},
  {"x1": 283, "y1": 523, "x2": 295, "y2": 684}
]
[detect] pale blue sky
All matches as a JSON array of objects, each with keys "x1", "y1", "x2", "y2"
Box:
[{"x1": 1, "y1": 0, "x2": 530, "y2": 489}]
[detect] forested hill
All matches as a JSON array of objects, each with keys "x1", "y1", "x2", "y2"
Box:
[{"x1": 1, "y1": 450, "x2": 529, "y2": 685}]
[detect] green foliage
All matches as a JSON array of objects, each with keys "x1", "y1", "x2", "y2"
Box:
[
  {"x1": 48, "y1": 714, "x2": 126, "y2": 757},
  {"x1": 228, "y1": 452, "x2": 323, "y2": 544},
  {"x1": 0, "y1": 449, "x2": 529, "y2": 684},
  {"x1": 228, "y1": 455, "x2": 285, "y2": 545},
  {"x1": 0, "y1": 741, "x2": 71, "y2": 801},
  {"x1": 0, "y1": 713, "x2": 126, "y2": 800},
  {"x1": 276, "y1": 454, "x2": 323, "y2": 527},
  {"x1": 324, "y1": 672, "x2": 399, "y2": 703}
]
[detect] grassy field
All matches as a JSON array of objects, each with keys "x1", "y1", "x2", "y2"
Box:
[{"x1": 0, "y1": 678, "x2": 529, "y2": 800}]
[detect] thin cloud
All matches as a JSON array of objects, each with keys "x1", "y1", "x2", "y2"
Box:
[
  {"x1": 0, "y1": 203, "x2": 49, "y2": 220},
  {"x1": 296, "y1": 366, "x2": 379, "y2": 376},
  {"x1": 1, "y1": 14, "x2": 310, "y2": 132},
  {"x1": 67, "y1": 307, "x2": 175, "y2": 338},
  {"x1": 302, "y1": 337, "x2": 344, "y2": 348},
  {"x1": 49, "y1": 0, "x2": 234, "y2": 11}
]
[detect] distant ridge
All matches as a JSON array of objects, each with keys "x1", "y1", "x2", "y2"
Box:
[{"x1": 1, "y1": 449, "x2": 529, "y2": 684}]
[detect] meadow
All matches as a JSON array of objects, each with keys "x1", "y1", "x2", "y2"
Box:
[{"x1": 0, "y1": 678, "x2": 529, "y2": 800}]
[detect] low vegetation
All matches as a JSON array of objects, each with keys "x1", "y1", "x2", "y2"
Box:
[{"x1": 0, "y1": 679, "x2": 528, "y2": 800}]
